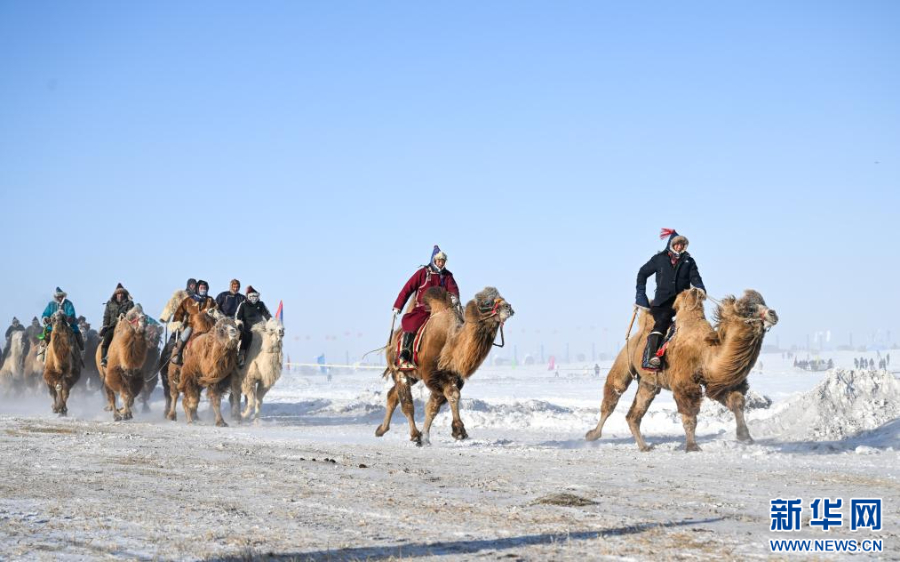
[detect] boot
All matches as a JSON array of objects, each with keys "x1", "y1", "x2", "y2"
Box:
[
  {"x1": 74, "y1": 330, "x2": 84, "y2": 351},
  {"x1": 170, "y1": 338, "x2": 186, "y2": 366},
  {"x1": 646, "y1": 332, "x2": 663, "y2": 368},
  {"x1": 398, "y1": 332, "x2": 415, "y2": 368},
  {"x1": 100, "y1": 342, "x2": 109, "y2": 368},
  {"x1": 237, "y1": 349, "x2": 247, "y2": 368}
]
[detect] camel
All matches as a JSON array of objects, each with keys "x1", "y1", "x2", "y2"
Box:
[
  {"x1": 79, "y1": 328, "x2": 102, "y2": 392},
  {"x1": 96, "y1": 306, "x2": 149, "y2": 421},
  {"x1": 22, "y1": 332, "x2": 45, "y2": 394},
  {"x1": 42, "y1": 312, "x2": 82, "y2": 416},
  {"x1": 137, "y1": 323, "x2": 163, "y2": 413},
  {"x1": 0, "y1": 331, "x2": 26, "y2": 396},
  {"x1": 230, "y1": 318, "x2": 285, "y2": 423},
  {"x1": 585, "y1": 288, "x2": 778, "y2": 452},
  {"x1": 376, "y1": 286, "x2": 514, "y2": 446},
  {"x1": 166, "y1": 313, "x2": 240, "y2": 426}
]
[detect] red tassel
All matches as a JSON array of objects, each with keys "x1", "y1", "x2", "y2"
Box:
[{"x1": 659, "y1": 228, "x2": 676, "y2": 240}]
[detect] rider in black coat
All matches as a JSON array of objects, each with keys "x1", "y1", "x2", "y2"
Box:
[{"x1": 635, "y1": 229, "x2": 706, "y2": 368}]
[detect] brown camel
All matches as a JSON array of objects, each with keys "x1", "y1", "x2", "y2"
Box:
[
  {"x1": 137, "y1": 323, "x2": 163, "y2": 413},
  {"x1": 585, "y1": 288, "x2": 778, "y2": 452},
  {"x1": 42, "y1": 313, "x2": 82, "y2": 416},
  {"x1": 166, "y1": 315, "x2": 240, "y2": 426},
  {"x1": 376, "y1": 286, "x2": 514, "y2": 446},
  {"x1": 96, "y1": 306, "x2": 149, "y2": 421}
]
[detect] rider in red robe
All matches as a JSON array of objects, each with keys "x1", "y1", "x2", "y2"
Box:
[{"x1": 392, "y1": 245, "x2": 460, "y2": 368}]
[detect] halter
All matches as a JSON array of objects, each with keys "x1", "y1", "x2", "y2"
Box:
[{"x1": 478, "y1": 298, "x2": 507, "y2": 347}]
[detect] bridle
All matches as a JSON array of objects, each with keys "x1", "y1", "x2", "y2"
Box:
[{"x1": 478, "y1": 297, "x2": 509, "y2": 348}]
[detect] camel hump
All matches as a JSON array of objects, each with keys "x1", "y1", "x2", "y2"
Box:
[{"x1": 422, "y1": 287, "x2": 452, "y2": 312}]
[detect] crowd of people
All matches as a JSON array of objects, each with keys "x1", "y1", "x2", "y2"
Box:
[{"x1": 0, "y1": 278, "x2": 275, "y2": 375}]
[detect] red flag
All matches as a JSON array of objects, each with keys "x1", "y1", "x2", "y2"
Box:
[{"x1": 275, "y1": 300, "x2": 283, "y2": 322}]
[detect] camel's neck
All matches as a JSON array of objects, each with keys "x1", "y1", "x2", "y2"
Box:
[
  {"x1": 705, "y1": 321, "x2": 765, "y2": 397},
  {"x1": 118, "y1": 326, "x2": 148, "y2": 368},
  {"x1": 440, "y1": 318, "x2": 500, "y2": 379}
]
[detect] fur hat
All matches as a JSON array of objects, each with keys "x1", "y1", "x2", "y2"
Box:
[
  {"x1": 114, "y1": 283, "x2": 127, "y2": 295},
  {"x1": 245, "y1": 285, "x2": 259, "y2": 296},
  {"x1": 31, "y1": 316, "x2": 39, "y2": 323},
  {"x1": 186, "y1": 278, "x2": 197, "y2": 290},
  {"x1": 196, "y1": 280, "x2": 209, "y2": 289},
  {"x1": 12, "y1": 317, "x2": 19, "y2": 324},
  {"x1": 431, "y1": 245, "x2": 447, "y2": 263},
  {"x1": 659, "y1": 228, "x2": 689, "y2": 253},
  {"x1": 54, "y1": 287, "x2": 67, "y2": 299}
]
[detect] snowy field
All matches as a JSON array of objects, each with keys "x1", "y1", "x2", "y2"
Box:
[{"x1": 1, "y1": 350, "x2": 898, "y2": 560}]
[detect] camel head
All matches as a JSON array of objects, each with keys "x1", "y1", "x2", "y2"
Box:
[
  {"x1": 214, "y1": 317, "x2": 241, "y2": 350},
  {"x1": 265, "y1": 317, "x2": 285, "y2": 340},
  {"x1": 717, "y1": 290, "x2": 779, "y2": 332},
  {"x1": 472, "y1": 287, "x2": 514, "y2": 324},
  {"x1": 144, "y1": 322, "x2": 162, "y2": 345},
  {"x1": 673, "y1": 287, "x2": 706, "y2": 317},
  {"x1": 120, "y1": 305, "x2": 147, "y2": 336}
]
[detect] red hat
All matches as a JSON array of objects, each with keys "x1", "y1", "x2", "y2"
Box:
[{"x1": 246, "y1": 285, "x2": 258, "y2": 296}]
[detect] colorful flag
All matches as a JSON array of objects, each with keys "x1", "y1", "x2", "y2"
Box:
[{"x1": 275, "y1": 300, "x2": 283, "y2": 322}]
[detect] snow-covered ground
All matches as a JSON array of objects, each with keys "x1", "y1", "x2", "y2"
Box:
[{"x1": 1, "y1": 350, "x2": 898, "y2": 560}]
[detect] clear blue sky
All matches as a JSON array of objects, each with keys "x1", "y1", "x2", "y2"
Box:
[{"x1": 1, "y1": 1, "x2": 898, "y2": 362}]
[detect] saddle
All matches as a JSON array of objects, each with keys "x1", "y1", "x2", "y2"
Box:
[
  {"x1": 395, "y1": 319, "x2": 430, "y2": 372},
  {"x1": 641, "y1": 323, "x2": 677, "y2": 371}
]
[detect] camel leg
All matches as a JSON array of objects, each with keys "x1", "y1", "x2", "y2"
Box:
[
  {"x1": 625, "y1": 382, "x2": 661, "y2": 452},
  {"x1": 396, "y1": 375, "x2": 421, "y2": 446},
  {"x1": 121, "y1": 388, "x2": 134, "y2": 421},
  {"x1": 208, "y1": 386, "x2": 228, "y2": 427},
  {"x1": 444, "y1": 380, "x2": 467, "y2": 441},
  {"x1": 182, "y1": 380, "x2": 198, "y2": 424},
  {"x1": 673, "y1": 385, "x2": 703, "y2": 452},
  {"x1": 58, "y1": 383, "x2": 70, "y2": 416},
  {"x1": 229, "y1": 374, "x2": 242, "y2": 422},
  {"x1": 105, "y1": 383, "x2": 121, "y2": 421},
  {"x1": 46, "y1": 376, "x2": 60, "y2": 413},
  {"x1": 585, "y1": 363, "x2": 634, "y2": 441},
  {"x1": 719, "y1": 390, "x2": 753, "y2": 443},
  {"x1": 166, "y1": 373, "x2": 179, "y2": 421},
  {"x1": 254, "y1": 381, "x2": 268, "y2": 423},
  {"x1": 421, "y1": 391, "x2": 448, "y2": 446},
  {"x1": 241, "y1": 384, "x2": 255, "y2": 420},
  {"x1": 375, "y1": 382, "x2": 399, "y2": 437}
]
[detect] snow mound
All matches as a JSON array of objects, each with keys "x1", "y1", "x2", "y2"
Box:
[{"x1": 759, "y1": 369, "x2": 900, "y2": 442}]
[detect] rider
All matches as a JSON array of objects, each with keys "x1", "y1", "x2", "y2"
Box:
[
  {"x1": 99, "y1": 283, "x2": 134, "y2": 367},
  {"x1": 215, "y1": 278, "x2": 246, "y2": 318},
  {"x1": 41, "y1": 287, "x2": 84, "y2": 351},
  {"x1": 234, "y1": 285, "x2": 273, "y2": 368},
  {"x1": 635, "y1": 229, "x2": 705, "y2": 368},
  {"x1": 2, "y1": 317, "x2": 25, "y2": 364},
  {"x1": 169, "y1": 279, "x2": 217, "y2": 365},
  {"x1": 392, "y1": 245, "x2": 460, "y2": 369}
]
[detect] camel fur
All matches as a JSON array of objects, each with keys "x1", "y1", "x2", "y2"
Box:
[
  {"x1": 42, "y1": 312, "x2": 82, "y2": 416},
  {"x1": 23, "y1": 332, "x2": 45, "y2": 394},
  {"x1": 376, "y1": 286, "x2": 514, "y2": 446},
  {"x1": 230, "y1": 318, "x2": 285, "y2": 423},
  {"x1": 0, "y1": 331, "x2": 26, "y2": 396},
  {"x1": 166, "y1": 313, "x2": 240, "y2": 427},
  {"x1": 585, "y1": 288, "x2": 778, "y2": 452},
  {"x1": 96, "y1": 306, "x2": 149, "y2": 421},
  {"x1": 137, "y1": 323, "x2": 163, "y2": 413}
]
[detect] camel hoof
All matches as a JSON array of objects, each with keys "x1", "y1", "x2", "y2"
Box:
[
  {"x1": 114, "y1": 412, "x2": 123, "y2": 422},
  {"x1": 58, "y1": 409, "x2": 67, "y2": 417},
  {"x1": 166, "y1": 413, "x2": 176, "y2": 422},
  {"x1": 639, "y1": 444, "x2": 654, "y2": 452},
  {"x1": 411, "y1": 432, "x2": 422, "y2": 446},
  {"x1": 685, "y1": 443, "x2": 702, "y2": 452},
  {"x1": 737, "y1": 432, "x2": 754, "y2": 443},
  {"x1": 375, "y1": 425, "x2": 388, "y2": 437},
  {"x1": 104, "y1": 405, "x2": 113, "y2": 412},
  {"x1": 585, "y1": 429, "x2": 601, "y2": 442},
  {"x1": 216, "y1": 420, "x2": 228, "y2": 428}
]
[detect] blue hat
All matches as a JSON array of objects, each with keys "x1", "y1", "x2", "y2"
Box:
[
  {"x1": 54, "y1": 287, "x2": 67, "y2": 298},
  {"x1": 431, "y1": 245, "x2": 447, "y2": 263},
  {"x1": 659, "y1": 228, "x2": 689, "y2": 253}
]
